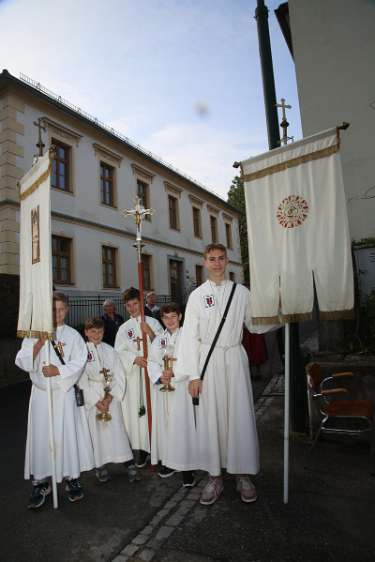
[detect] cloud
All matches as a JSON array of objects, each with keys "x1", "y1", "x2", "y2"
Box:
[{"x1": 141, "y1": 122, "x2": 266, "y2": 199}]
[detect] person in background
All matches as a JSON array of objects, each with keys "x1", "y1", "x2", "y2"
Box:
[
  {"x1": 242, "y1": 328, "x2": 268, "y2": 380},
  {"x1": 144, "y1": 291, "x2": 161, "y2": 323},
  {"x1": 102, "y1": 299, "x2": 124, "y2": 347}
]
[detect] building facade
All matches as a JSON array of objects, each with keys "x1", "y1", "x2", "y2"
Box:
[{"x1": 0, "y1": 70, "x2": 242, "y2": 334}]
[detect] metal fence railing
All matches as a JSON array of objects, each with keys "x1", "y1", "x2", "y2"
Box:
[
  {"x1": 66, "y1": 294, "x2": 173, "y2": 331},
  {"x1": 66, "y1": 295, "x2": 123, "y2": 331}
]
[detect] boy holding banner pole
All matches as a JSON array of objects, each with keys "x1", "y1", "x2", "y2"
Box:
[
  {"x1": 176, "y1": 244, "x2": 280, "y2": 506},
  {"x1": 16, "y1": 292, "x2": 93, "y2": 509}
]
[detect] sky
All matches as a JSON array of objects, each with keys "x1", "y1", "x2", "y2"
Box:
[{"x1": 0, "y1": 0, "x2": 301, "y2": 200}]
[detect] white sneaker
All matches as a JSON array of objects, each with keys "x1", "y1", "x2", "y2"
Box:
[
  {"x1": 200, "y1": 477, "x2": 224, "y2": 506},
  {"x1": 236, "y1": 476, "x2": 257, "y2": 503}
]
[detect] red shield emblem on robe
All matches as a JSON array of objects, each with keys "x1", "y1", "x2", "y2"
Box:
[
  {"x1": 204, "y1": 295, "x2": 215, "y2": 308},
  {"x1": 160, "y1": 338, "x2": 167, "y2": 349},
  {"x1": 127, "y1": 329, "x2": 135, "y2": 340}
]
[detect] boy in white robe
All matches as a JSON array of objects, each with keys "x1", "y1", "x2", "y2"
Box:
[
  {"x1": 176, "y1": 244, "x2": 280, "y2": 505},
  {"x1": 15, "y1": 292, "x2": 93, "y2": 509},
  {"x1": 148, "y1": 303, "x2": 197, "y2": 487},
  {"x1": 79, "y1": 317, "x2": 139, "y2": 483},
  {"x1": 115, "y1": 287, "x2": 163, "y2": 468}
]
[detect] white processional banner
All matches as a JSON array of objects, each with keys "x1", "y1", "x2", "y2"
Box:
[
  {"x1": 17, "y1": 151, "x2": 54, "y2": 338},
  {"x1": 241, "y1": 127, "x2": 354, "y2": 324}
]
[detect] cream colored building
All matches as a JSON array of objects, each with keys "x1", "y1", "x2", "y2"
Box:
[{"x1": 0, "y1": 70, "x2": 242, "y2": 324}]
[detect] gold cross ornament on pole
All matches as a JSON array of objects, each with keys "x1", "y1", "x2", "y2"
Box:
[
  {"x1": 276, "y1": 98, "x2": 293, "y2": 146},
  {"x1": 121, "y1": 196, "x2": 154, "y2": 244}
]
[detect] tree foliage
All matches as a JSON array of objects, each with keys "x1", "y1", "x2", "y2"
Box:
[{"x1": 227, "y1": 175, "x2": 249, "y2": 285}]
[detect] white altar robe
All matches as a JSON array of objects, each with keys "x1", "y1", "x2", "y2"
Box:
[
  {"x1": 175, "y1": 280, "x2": 278, "y2": 476},
  {"x1": 148, "y1": 328, "x2": 199, "y2": 469},
  {"x1": 15, "y1": 325, "x2": 94, "y2": 482},
  {"x1": 79, "y1": 342, "x2": 133, "y2": 467},
  {"x1": 115, "y1": 315, "x2": 163, "y2": 452}
]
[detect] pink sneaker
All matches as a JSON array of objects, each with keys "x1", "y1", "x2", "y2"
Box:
[
  {"x1": 200, "y1": 477, "x2": 224, "y2": 506},
  {"x1": 236, "y1": 476, "x2": 257, "y2": 503}
]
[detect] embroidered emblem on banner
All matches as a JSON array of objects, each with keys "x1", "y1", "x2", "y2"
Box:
[
  {"x1": 204, "y1": 295, "x2": 215, "y2": 308},
  {"x1": 127, "y1": 329, "x2": 135, "y2": 340},
  {"x1": 276, "y1": 195, "x2": 309, "y2": 229},
  {"x1": 160, "y1": 338, "x2": 167, "y2": 349}
]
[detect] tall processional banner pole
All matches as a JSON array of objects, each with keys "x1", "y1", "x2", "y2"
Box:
[
  {"x1": 240, "y1": 123, "x2": 353, "y2": 504},
  {"x1": 121, "y1": 197, "x2": 154, "y2": 446},
  {"x1": 17, "y1": 138, "x2": 58, "y2": 508}
]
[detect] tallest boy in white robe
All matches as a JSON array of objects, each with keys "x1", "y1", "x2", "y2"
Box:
[{"x1": 176, "y1": 244, "x2": 280, "y2": 505}]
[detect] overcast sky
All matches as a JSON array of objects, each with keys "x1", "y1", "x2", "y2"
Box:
[{"x1": 0, "y1": 0, "x2": 301, "y2": 199}]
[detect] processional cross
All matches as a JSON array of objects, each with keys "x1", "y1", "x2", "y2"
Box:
[
  {"x1": 121, "y1": 197, "x2": 154, "y2": 258},
  {"x1": 276, "y1": 98, "x2": 292, "y2": 146},
  {"x1": 100, "y1": 367, "x2": 111, "y2": 382}
]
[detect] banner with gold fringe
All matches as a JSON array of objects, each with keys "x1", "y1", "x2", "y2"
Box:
[
  {"x1": 17, "y1": 151, "x2": 54, "y2": 338},
  {"x1": 240, "y1": 127, "x2": 354, "y2": 324}
]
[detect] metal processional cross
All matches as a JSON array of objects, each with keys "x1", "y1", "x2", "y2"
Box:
[{"x1": 121, "y1": 197, "x2": 154, "y2": 259}]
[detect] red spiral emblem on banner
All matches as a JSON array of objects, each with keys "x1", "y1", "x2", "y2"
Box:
[{"x1": 276, "y1": 195, "x2": 309, "y2": 229}]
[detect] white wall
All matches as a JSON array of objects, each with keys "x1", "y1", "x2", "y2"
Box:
[{"x1": 289, "y1": 0, "x2": 375, "y2": 241}]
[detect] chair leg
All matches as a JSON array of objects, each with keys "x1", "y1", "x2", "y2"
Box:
[
  {"x1": 304, "y1": 424, "x2": 322, "y2": 468},
  {"x1": 370, "y1": 428, "x2": 375, "y2": 476}
]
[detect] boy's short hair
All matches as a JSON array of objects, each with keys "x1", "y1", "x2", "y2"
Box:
[
  {"x1": 123, "y1": 287, "x2": 140, "y2": 303},
  {"x1": 84, "y1": 317, "x2": 104, "y2": 330},
  {"x1": 53, "y1": 291, "x2": 68, "y2": 305},
  {"x1": 203, "y1": 243, "x2": 227, "y2": 259},
  {"x1": 161, "y1": 302, "x2": 181, "y2": 316}
]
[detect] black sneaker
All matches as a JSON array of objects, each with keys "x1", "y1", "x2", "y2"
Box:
[
  {"x1": 65, "y1": 478, "x2": 84, "y2": 503},
  {"x1": 134, "y1": 451, "x2": 149, "y2": 469},
  {"x1": 127, "y1": 463, "x2": 141, "y2": 483},
  {"x1": 28, "y1": 481, "x2": 51, "y2": 510},
  {"x1": 182, "y1": 471, "x2": 196, "y2": 488},
  {"x1": 158, "y1": 465, "x2": 176, "y2": 479},
  {"x1": 95, "y1": 467, "x2": 111, "y2": 483}
]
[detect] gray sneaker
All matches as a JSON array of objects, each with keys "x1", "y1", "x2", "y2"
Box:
[
  {"x1": 127, "y1": 463, "x2": 141, "y2": 483},
  {"x1": 28, "y1": 481, "x2": 51, "y2": 510},
  {"x1": 236, "y1": 476, "x2": 257, "y2": 503},
  {"x1": 200, "y1": 477, "x2": 224, "y2": 506}
]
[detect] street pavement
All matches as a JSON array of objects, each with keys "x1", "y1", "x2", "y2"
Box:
[{"x1": 1, "y1": 371, "x2": 375, "y2": 562}]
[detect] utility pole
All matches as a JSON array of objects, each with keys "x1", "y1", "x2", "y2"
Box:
[{"x1": 255, "y1": 0, "x2": 306, "y2": 433}]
